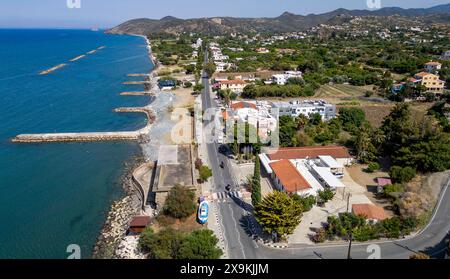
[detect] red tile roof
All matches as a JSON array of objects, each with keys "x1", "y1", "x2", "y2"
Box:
[
  {"x1": 414, "y1": 71, "x2": 434, "y2": 78},
  {"x1": 425, "y1": 61, "x2": 441, "y2": 66},
  {"x1": 220, "y1": 79, "x2": 247, "y2": 85},
  {"x1": 269, "y1": 159, "x2": 311, "y2": 193},
  {"x1": 130, "y1": 216, "x2": 151, "y2": 227},
  {"x1": 231, "y1": 101, "x2": 257, "y2": 110},
  {"x1": 352, "y1": 204, "x2": 388, "y2": 221},
  {"x1": 267, "y1": 146, "x2": 351, "y2": 161},
  {"x1": 377, "y1": 178, "x2": 392, "y2": 187}
]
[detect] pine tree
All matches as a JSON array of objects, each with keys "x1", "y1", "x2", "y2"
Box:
[
  {"x1": 251, "y1": 157, "x2": 262, "y2": 206},
  {"x1": 254, "y1": 191, "x2": 303, "y2": 241}
]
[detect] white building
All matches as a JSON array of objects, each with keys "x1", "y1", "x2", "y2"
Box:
[
  {"x1": 425, "y1": 61, "x2": 442, "y2": 72},
  {"x1": 442, "y1": 50, "x2": 450, "y2": 61},
  {"x1": 224, "y1": 101, "x2": 278, "y2": 140},
  {"x1": 271, "y1": 71, "x2": 303, "y2": 85},
  {"x1": 272, "y1": 100, "x2": 337, "y2": 121},
  {"x1": 259, "y1": 146, "x2": 352, "y2": 197}
]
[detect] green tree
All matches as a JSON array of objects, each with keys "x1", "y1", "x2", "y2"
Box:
[
  {"x1": 139, "y1": 227, "x2": 185, "y2": 259},
  {"x1": 163, "y1": 184, "x2": 197, "y2": 219},
  {"x1": 251, "y1": 157, "x2": 262, "y2": 206},
  {"x1": 292, "y1": 195, "x2": 316, "y2": 212},
  {"x1": 254, "y1": 191, "x2": 303, "y2": 240},
  {"x1": 354, "y1": 125, "x2": 377, "y2": 163},
  {"x1": 339, "y1": 107, "x2": 367, "y2": 132},
  {"x1": 199, "y1": 165, "x2": 213, "y2": 183},
  {"x1": 193, "y1": 84, "x2": 204, "y2": 94},
  {"x1": 204, "y1": 62, "x2": 216, "y2": 77},
  {"x1": 367, "y1": 162, "x2": 381, "y2": 173},
  {"x1": 389, "y1": 166, "x2": 416, "y2": 184},
  {"x1": 179, "y1": 230, "x2": 223, "y2": 259},
  {"x1": 318, "y1": 188, "x2": 335, "y2": 204}
]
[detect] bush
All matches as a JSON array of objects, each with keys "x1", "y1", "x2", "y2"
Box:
[
  {"x1": 390, "y1": 166, "x2": 416, "y2": 183},
  {"x1": 353, "y1": 224, "x2": 379, "y2": 242},
  {"x1": 379, "y1": 217, "x2": 402, "y2": 239},
  {"x1": 199, "y1": 165, "x2": 213, "y2": 183},
  {"x1": 367, "y1": 162, "x2": 380, "y2": 173},
  {"x1": 139, "y1": 227, "x2": 185, "y2": 259},
  {"x1": 364, "y1": 91, "x2": 374, "y2": 97},
  {"x1": 383, "y1": 183, "x2": 404, "y2": 198},
  {"x1": 179, "y1": 230, "x2": 223, "y2": 259},
  {"x1": 163, "y1": 184, "x2": 197, "y2": 219},
  {"x1": 139, "y1": 228, "x2": 223, "y2": 259},
  {"x1": 292, "y1": 195, "x2": 316, "y2": 212},
  {"x1": 318, "y1": 189, "x2": 335, "y2": 204},
  {"x1": 311, "y1": 228, "x2": 327, "y2": 243}
]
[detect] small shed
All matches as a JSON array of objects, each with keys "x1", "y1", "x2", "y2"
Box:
[
  {"x1": 129, "y1": 216, "x2": 151, "y2": 234},
  {"x1": 376, "y1": 178, "x2": 392, "y2": 193}
]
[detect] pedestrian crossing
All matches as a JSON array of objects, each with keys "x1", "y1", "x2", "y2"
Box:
[{"x1": 212, "y1": 191, "x2": 242, "y2": 202}]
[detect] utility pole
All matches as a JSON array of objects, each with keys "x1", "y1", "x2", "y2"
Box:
[
  {"x1": 346, "y1": 193, "x2": 352, "y2": 212},
  {"x1": 347, "y1": 232, "x2": 353, "y2": 259}
]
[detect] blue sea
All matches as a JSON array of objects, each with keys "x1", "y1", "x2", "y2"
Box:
[{"x1": 0, "y1": 29, "x2": 153, "y2": 259}]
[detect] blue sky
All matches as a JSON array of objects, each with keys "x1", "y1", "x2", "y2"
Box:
[{"x1": 0, "y1": 0, "x2": 449, "y2": 28}]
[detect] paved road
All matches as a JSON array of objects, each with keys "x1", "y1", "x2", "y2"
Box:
[
  {"x1": 201, "y1": 51, "x2": 450, "y2": 259},
  {"x1": 201, "y1": 51, "x2": 259, "y2": 259}
]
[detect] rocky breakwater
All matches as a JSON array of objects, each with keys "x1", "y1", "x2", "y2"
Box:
[
  {"x1": 92, "y1": 158, "x2": 145, "y2": 259},
  {"x1": 12, "y1": 107, "x2": 155, "y2": 144}
]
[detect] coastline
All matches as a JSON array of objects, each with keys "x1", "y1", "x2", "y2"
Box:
[{"x1": 92, "y1": 33, "x2": 160, "y2": 259}]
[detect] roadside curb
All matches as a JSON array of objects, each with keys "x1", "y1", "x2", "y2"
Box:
[{"x1": 257, "y1": 239, "x2": 289, "y2": 249}]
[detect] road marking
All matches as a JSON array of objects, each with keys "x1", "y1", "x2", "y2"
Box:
[{"x1": 211, "y1": 191, "x2": 242, "y2": 203}]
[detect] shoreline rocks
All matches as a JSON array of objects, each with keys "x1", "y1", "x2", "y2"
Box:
[{"x1": 91, "y1": 157, "x2": 145, "y2": 259}]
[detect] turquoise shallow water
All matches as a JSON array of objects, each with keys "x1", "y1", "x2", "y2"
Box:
[{"x1": 0, "y1": 29, "x2": 153, "y2": 258}]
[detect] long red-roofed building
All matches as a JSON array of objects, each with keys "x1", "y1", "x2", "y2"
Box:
[{"x1": 269, "y1": 159, "x2": 314, "y2": 196}]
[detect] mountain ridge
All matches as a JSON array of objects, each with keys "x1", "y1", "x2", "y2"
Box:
[{"x1": 107, "y1": 3, "x2": 450, "y2": 35}]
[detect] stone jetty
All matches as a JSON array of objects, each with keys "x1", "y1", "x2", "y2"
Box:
[
  {"x1": 120, "y1": 91, "x2": 154, "y2": 96},
  {"x1": 127, "y1": 73, "x2": 151, "y2": 77},
  {"x1": 123, "y1": 81, "x2": 151, "y2": 85},
  {"x1": 12, "y1": 107, "x2": 155, "y2": 144},
  {"x1": 39, "y1": 64, "x2": 67, "y2": 75}
]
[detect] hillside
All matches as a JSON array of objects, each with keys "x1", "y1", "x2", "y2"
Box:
[{"x1": 107, "y1": 4, "x2": 450, "y2": 35}]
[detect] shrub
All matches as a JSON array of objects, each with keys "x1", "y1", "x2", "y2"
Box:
[
  {"x1": 383, "y1": 184, "x2": 404, "y2": 198},
  {"x1": 318, "y1": 189, "x2": 335, "y2": 204},
  {"x1": 292, "y1": 195, "x2": 316, "y2": 212},
  {"x1": 139, "y1": 227, "x2": 185, "y2": 259},
  {"x1": 364, "y1": 91, "x2": 374, "y2": 97},
  {"x1": 390, "y1": 166, "x2": 416, "y2": 183},
  {"x1": 179, "y1": 230, "x2": 223, "y2": 259},
  {"x1": 353, "y1": 224, "x2": 379, "y2": 242},
  {"x1": 380, "y1": 217, "x2": 402, "y2": 239},
  {"x1": 367, "y1": 162, "x2": 380, "y2": 173},
  {"x1": 163, "y1": 184, "x2": 197, "y2": 219},
  {"x1": 199, "y1": 165, "x2": 213, "y2": 183},
  {"x1": 311, "y1": 228, "x2": 327, "y2": 243}
]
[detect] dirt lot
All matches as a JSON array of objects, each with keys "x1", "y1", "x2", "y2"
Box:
[
  {"x1": 346, "y1": 164, "x2": 396, "y2": 215},
  {"x1": 153, "y1": 213, "x2": 204, "y2": 234}
]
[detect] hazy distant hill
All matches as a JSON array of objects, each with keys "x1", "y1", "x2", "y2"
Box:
[{"x1": 107, "y1": 4, "x2": 450, "y2": 35}]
